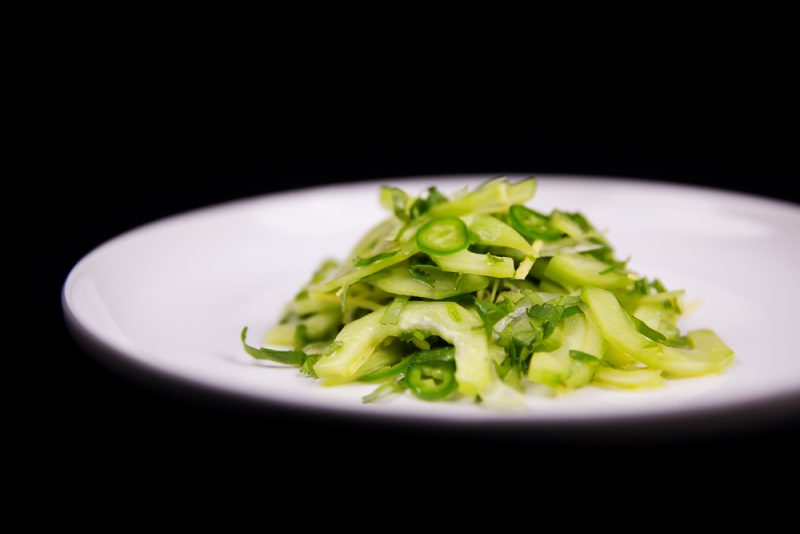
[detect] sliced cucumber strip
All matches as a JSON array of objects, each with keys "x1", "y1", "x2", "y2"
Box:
[
  {"x1": 367, "y1": 263, "x2": 490, "y2": 299},
  {"x1": 431, "y1": 249, "x2": 516, "y2": 278},
  {"x1": 545, "y1": 253, "x2": 632, "y2": 290}
]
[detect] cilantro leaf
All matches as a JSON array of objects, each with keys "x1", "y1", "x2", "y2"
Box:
[
  {"x1": 410, "y1": 187, "x2": 448, "y2": 219},
  {"x1": 474, "y1": 299, "x2": 511, "y2": 337},
  {"x1": 300, "y1": 354, "x2": 321, "y2": 377}
]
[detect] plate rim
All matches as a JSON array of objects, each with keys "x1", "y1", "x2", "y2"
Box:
[{"x1": 62, "y1": 173, "x2": 800, "y2": 430}]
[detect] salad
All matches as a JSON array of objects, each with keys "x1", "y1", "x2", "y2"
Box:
[{"x1": 242, "y1": 178, "x2": 733, "y2": 409}]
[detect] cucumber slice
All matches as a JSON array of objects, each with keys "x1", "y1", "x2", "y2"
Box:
[
  {"x1": 313, "y1": 301, "x2": 521, "y2": 404},
  {"x1": 549, "y1": 210, "x2": 586, "y2": 238},
  {"x1": 544, "y1": 253, "x2": 632, "y2": 290},
  {"x1": 431, "y1": 249, "x2": 516, "y2": 278},
  {"x1": 469, "y1": 214, "x2": 537, "y2": 256},
  {"x1": 367, "y1": 264, "x2": 490, "y2": 299},
  {"x1": 528, "y1": 314, "x2": 587, "y2": 387},
  {"x1": 528, "y1": 310, "x2": 606, "y2": 389},
  {"x1": 603, "y1": 345, "x2": 640, "y2": 369},
  {"x1": 593, "y1": 367, "x2": 664, "y2": 389},
  {"x1": 582, "y1": 287, "x2": 733, "y2": 376}
]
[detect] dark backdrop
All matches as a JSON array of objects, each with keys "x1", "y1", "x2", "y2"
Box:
[{"x1": 43, "y1": 83, "x2": 799, "y2": 476}]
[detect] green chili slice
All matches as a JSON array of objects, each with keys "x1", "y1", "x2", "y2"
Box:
[
  {"x1": 508, "y1": 204, "x2": 563, "y2": 241},
  {"x1": 416, "y1": 217, "x2": 469, "y2": 256},
  {"x1": 406, "y1": 361, "x2": 458, "y2": 400}
]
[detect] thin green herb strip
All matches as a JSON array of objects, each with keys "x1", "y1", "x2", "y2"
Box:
[
  {"x1": 628, "y1": 313, "x2": 667, "y2": 342},
  {"x1": 353, "y1": 251, "x2": 398, "y2": 266},
  {"x1": 241, "y1": 327, "x2": 307, "y2": 366}
]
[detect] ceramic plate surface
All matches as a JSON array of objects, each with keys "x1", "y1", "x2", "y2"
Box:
[{"x1": 63, "y1": 175, "x2": 800, "y2": 425}]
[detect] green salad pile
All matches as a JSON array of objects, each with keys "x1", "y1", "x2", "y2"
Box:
[{"x1": 242, "y1": 178, "x2": 733, "y2": 409}]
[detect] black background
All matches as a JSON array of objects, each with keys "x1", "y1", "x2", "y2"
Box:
[{"x1": 40, "y1": 57, "x2": 800, "y2": 482}]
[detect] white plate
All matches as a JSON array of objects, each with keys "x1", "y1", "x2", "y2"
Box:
[{"x1": 63, "y1": 175, "x2": 800, "y2": 427}]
